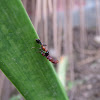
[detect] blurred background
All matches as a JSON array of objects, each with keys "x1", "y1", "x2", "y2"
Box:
[{"x1": 1, "y1": 0, "x2": 100, "y2": 100}]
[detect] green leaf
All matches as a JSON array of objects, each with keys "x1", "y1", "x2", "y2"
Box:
[
  {"x1": 58, "y1": 56, "x2": 69, "y2": 87},
  {"x1": 0, "y1": 0, "x2": 69, "y2": 100},
  {"x1": 10, "y1": 94, "x2": 21, "y2": 100}
]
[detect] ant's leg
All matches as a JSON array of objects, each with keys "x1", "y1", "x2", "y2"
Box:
[
  {"x1": 35, "y1": 49, "x2": 44, "y2": 53},
  {"x1": 42, "y1": 44, "x2": 47, "y2": 46},
  {"x1": 31, "y1": 47, "x2": 42, "y2": 53}
]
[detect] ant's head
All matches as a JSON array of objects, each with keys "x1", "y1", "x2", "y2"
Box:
[
  {"x1": 36, "y1": 39, "x2": 42, "y2": 45},
  {"x1": 45, "y1": 51, "x2": 49, "y2": 57}
]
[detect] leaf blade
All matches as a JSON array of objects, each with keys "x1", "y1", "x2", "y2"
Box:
[{"x1": 0, "y1": 0, "x2": 69, "y2": 100}]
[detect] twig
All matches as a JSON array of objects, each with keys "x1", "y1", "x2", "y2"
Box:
[
  {"x1": 96, "y1": 0, "x2": 100, "y2": 35},
  {"x1": 48, "y1": 0, "x2": 53, "y2": 15},
  {"x1": 53, "y1": 0, "x2": 58, "y2": 57},
  {"x1": 79, "y1": 0, "x2": 87, "y2": 59},
  {"x1": 77, "y1": 52, "x2": 100, "y2": 66},
  {"x1": 43, "y1": 0, "x2": 48, "y2": 47},
  {"x1": 34, "y1": 0, "x2": 41, "y2": 30}
]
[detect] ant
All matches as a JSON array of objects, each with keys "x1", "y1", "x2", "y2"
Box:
[
  {"x1": 36, "y1": 39, "x2": 48, "y2": 52},
  {"x1": 41, "y1": 50, "x2": 58, "y2": 64},
  {"x1": 36, "y1": 39, "x2": 58, "y2": 64}
]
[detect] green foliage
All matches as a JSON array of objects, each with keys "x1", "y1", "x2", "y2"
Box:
[
  {"x1": 0, "y1": 0, "x2": 69, "y2": 100},
  {"x1": 58, "y1": 56, "x2": 69, "y2": 87},
  {"x1": 10, "y1": 95, "x2": 21, "y2": 100}
]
